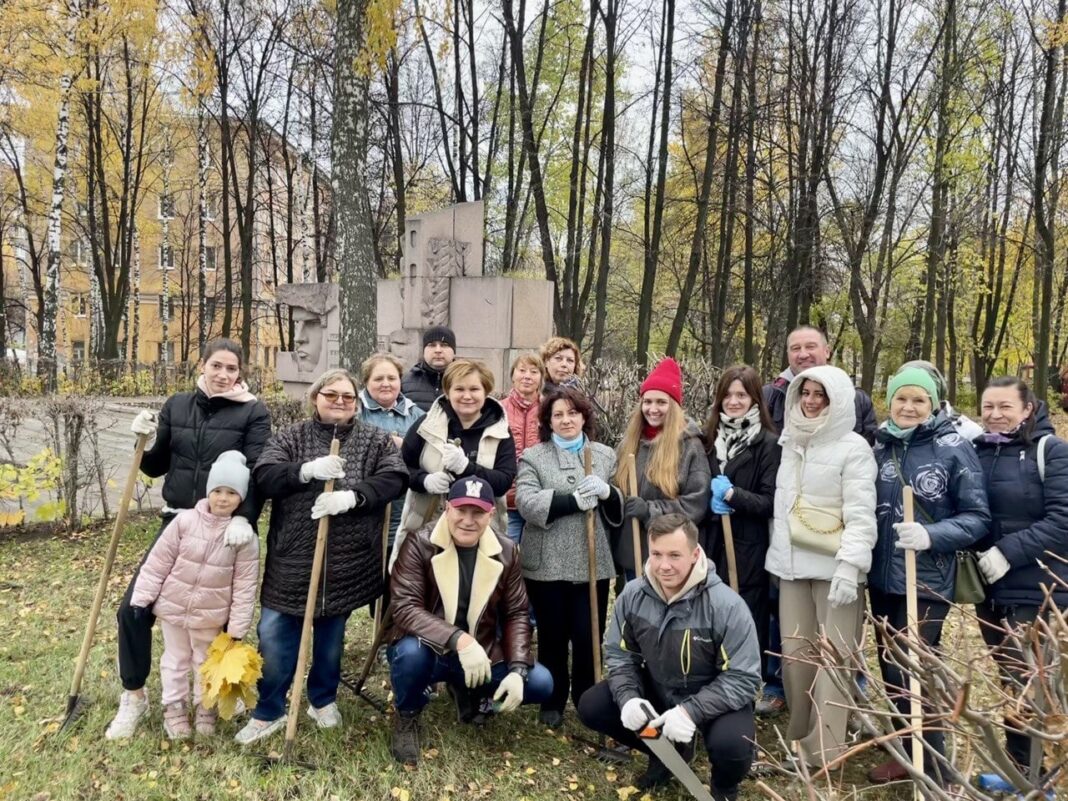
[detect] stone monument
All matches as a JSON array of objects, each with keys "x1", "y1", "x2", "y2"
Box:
[
  {"x1": 276, "y1": 282, "x2": 340, "y2": 398},
  {"x1": 378, "y1": 200, "x2": 554, "y2": 388}
]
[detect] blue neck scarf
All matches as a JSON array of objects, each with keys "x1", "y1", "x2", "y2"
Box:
[
  {"x1": 552, "y1": 432, "x2": 586, "y2": 454},
  {"x1": 884, "y1": 415, "x2": 933, "y2": 441}
]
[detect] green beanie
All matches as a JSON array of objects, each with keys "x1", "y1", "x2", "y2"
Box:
[{"x1": 887, "y1": 367, "x2": 940, "y2": 407}]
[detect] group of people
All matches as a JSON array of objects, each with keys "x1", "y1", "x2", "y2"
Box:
[{"x1": 100, "y1": 324, "x2": 1068, "y2": 800}]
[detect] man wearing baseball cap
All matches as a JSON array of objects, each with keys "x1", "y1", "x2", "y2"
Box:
[{"x1": 386, "y1": 477, "x2": 553, "y2": 764}]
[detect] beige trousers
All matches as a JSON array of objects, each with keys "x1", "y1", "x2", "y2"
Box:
[{"x1": 778, "y1": 578, "x2": 864, "y2": 767}]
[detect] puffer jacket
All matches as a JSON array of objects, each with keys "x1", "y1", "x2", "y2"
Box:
[
  {"x1": 401, "y1": 361, "x2": 445, "y2": 412},
  {"x1": 358, "y1": 389, "x2": 425, "y2": 438},
  {"x1": 501, "y1": 388, "x2": 542, "y2": 509},
  {"x1": 515, "y1": 440, "x2": 624, "y2": 583},
  {"x1": 253, "y1": 417, "x2": 409, "y2": 617},
  {"x1": 614, "y1": 421, "x2": 712, "y2": 571},
  {"x1": 388, "y1": 515, "x2": 532, "y2": 667},
  {"x1": 974, "y1": 404, "x2": 1068, "y2": 607},
  {"x1": 765, "y1": 365, "x2": 878, "y2": 582},
  {"x1": 139, "y1": 385, "x2": 272, "y2": 521},
  {"x1": 604, "y1": 548, "x2": 760, "y2": 725},
  {"x1": 763, "y1": 369, "x2": 878, "y2": 445},
  {"x1": 871, "y1": 413, "x2": 989, "y2": 599},
  {"x1": 131, "y1": 499, "x2": 259, "y2": 637},
  {"x1": 392, "y1": 397, "x2": 516, "y2": 566}
]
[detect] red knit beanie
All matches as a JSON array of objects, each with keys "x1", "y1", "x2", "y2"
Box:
[{"x1": 640, "y1": 357, "x2": 683, "y2": 405}]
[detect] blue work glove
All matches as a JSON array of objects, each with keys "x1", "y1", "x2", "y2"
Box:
[{"x1": 710, "y1": 475, "x2": 733, "y2": 515}]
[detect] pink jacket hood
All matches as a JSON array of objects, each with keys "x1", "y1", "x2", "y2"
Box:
[{"x1": 132, "y1": 499, "x2": 259, "y2": 636}]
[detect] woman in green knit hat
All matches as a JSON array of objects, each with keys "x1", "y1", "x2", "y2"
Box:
[{"x1": 866, "y1": 367, "x2": 990, "y2": 785}]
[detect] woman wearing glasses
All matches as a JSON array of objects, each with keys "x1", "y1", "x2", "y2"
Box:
[{"x1": 234, "y1": 368, "x2": 409, "y2": 744}]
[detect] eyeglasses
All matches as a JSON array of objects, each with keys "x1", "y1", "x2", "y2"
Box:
[{"x1": 318, "y1": 390, "x2": 357, "y2": 405}]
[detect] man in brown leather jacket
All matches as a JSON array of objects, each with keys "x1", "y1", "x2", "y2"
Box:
[{"x1": 387, "y1": 477, "x2": 553, "y2": 764}]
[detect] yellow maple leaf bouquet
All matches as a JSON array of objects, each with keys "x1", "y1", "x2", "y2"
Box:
[{"x1": 198, "y1": 632, "x2": 263, "y2": 720}]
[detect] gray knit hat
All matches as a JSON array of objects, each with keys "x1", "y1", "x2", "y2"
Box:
[{"x1": 206, "y1": 450, "x2": 250, "y2": 500}]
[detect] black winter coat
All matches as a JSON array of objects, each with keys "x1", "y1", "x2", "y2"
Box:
[
  {"x1": 254, "y1": 417, "x2": 409, "y2": 617},
  {"x1": 701, "y1": 429, "x2": 781, "y2": 593},
  {"x1": 402, "y1": 361, "x2": 445, "y2": 412},
  {"x1": 763, "y1": 375, "x2": 878, "y2": 445},
  {"x1": 872, "y1": 413, "x2": 990, "y2": 599},
  {"x1": 139, "y1": 388, "x2": 271, "y2": 521},
  {"x1": 974, "y1": 406, "x2": 1068, "y2": 607}
]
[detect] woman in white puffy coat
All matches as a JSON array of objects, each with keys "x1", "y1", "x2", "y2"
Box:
[{"x1": 765, "y1": 364, "x2": 877, "y2": 768}]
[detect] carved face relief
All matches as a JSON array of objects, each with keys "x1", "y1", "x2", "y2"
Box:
[{"x1": 292, "y1": 307, "x2": 324, "y2": 373}]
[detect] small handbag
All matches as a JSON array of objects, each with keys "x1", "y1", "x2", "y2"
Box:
[
  {"x1": 787, "y1": 459, "x2": 844, "y2": 557},
  {"x1": 890, "y1": 451, "x2": 985, "y2": 604}
]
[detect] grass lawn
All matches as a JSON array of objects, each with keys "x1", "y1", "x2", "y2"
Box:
[{"x1": 0, "y1": 516, "x2": 914, "y2": 801}]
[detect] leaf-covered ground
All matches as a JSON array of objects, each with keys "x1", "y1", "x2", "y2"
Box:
[{"x1": 0, "y1": 517, "x2": 914, "y2": 801}]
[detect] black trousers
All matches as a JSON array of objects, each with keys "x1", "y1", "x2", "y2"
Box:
[
  {"x1": 526, "y1": 578, "x2": 609, "y2": 713},
  {"x1": 868, "y1": 586, "x2": 950, "y2": 781},
  {"x1": 975, "y1": 599, "x2": 1043, "y2": 771},
  {"x1": 577, "y1": 679, "x2": 755, "y2": 796},
  {"x1": 116, "y1": 516, "x2": 173, "y2": 691}
]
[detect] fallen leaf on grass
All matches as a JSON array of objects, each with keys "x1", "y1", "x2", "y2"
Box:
[
  {"x1": 551, "y1": 757, "x2": 561, "y2": 766},
  {"x1": 616, "y1": 788, "x2": 638, "y2": 800},
  {"x1": 390, "y1": 787, "x2": 410, "y2": 801}
]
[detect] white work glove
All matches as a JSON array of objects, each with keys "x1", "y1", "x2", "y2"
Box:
[
  {"x1": 423, "y1": 471, "x2": 452, "y2": 495},
  {"x1": 311, "y1": 490, "x2": 359, "y2": 520},
  {"x1": 492, "y1": 671, "x2": 525, "y2": 713},
  {"x1": 648, "y1": 705, "x2": 696, "y2": 744},
  {"x1": 576, "y1": 475, "x2": 611, "y2": 500},
  {"x1": 457, "y1": 640, "x2": 492, "y2": 688},
  {"x1": 620, "y1": 698, "x2": 651, "y2": 731},
  {"x1": 573, "y1": 491, "x2": 598, "y2": 512},
  {"x1": 441, "y1": 443, "x2": 469, "y2": 474},
  {"x1": 130, "y1": 409, "x2": 158, "y2": 437},
  {"x1": 300, "y1": 454, "x2": 346, "y2": 482},
  {"x1": 893, "y1": 521, "x2": 932, "y2": 551},
  {"x1": 223, "y1": 515, "x2": 255, "y2": 547},
  {"x1": 978, "y1": 547, "x2": 1011, "y2": 584},
  {"x1": 827, "y1": 561, "x2": 860, "y2": 608}
]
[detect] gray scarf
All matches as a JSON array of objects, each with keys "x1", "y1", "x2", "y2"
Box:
[{"x1": 714, "y1": 406, "x2": 763, "y2": 471}]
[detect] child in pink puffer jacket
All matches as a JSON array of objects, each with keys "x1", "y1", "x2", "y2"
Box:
[{"x1": 131, "y1": 450, "x2": 259, "y2": 739}]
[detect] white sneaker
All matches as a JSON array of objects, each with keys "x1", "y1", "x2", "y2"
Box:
[
  {"x1": 105, "y1": 690, "x2": 150, "y2": 740},
  {"x1": 306, "y1": 702, "x2": 342, "y2": 729},
  {"x1": 234, "y1": 716, "x2": 286, "y2": 745}
]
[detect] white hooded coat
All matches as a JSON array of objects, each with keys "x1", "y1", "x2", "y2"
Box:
[{"x1": 764, "y1": 365, "x2": 878, "y2": 581}]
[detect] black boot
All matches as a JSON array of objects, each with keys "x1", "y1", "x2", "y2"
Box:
[
  {"x1": 391, "y1": 712, "x2": 420, "y2": 765},
  {"x1": 636, "y1": 756, "x2": 672, "y2": 790},
  {"x1": 445, "y1": 683, "x2": 477, "y2": 724}
]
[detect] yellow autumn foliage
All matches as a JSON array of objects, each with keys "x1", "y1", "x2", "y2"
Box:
[{"x1": 198, "y1": 632, "x2": 263, "y2": 720}]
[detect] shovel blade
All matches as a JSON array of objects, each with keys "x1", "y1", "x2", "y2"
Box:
[{"x1": 59, "y1": 694, "x2": 88, "y2": 734}]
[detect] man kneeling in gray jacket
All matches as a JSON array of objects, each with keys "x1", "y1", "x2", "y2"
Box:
[{"x1": 577, "y1": 513, "x2": 760, "y2": 801}]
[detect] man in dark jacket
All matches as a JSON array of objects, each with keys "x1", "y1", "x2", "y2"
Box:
[
  {"x1": 387, "y1": 478, "x2": 553, "y2": 764},
  {"x1": 758, "y1": 324, "x2": 877, "y2": 716},
  {"x1": 402, "y1": 326, "x2": 457, "y2": 411},
  {"x1": 578, "y1": 514, "x2": 760, "y2": 801}
]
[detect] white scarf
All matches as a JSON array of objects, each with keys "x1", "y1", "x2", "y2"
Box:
[
  {"x1": 714, "y1": 406, "x2": 763, "y2": 471},
  {"x1": 786, "y1": 402, "x2": 830, "y2": 448}
]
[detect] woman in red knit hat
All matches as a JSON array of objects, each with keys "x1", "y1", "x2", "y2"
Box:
[{"x1": 612, "y1": 358, "x2": 711, "y2": 577}]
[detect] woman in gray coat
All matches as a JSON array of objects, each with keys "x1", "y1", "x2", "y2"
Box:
[{"x1": 516, "y1": 388, "x2": 624, "y2": 728}]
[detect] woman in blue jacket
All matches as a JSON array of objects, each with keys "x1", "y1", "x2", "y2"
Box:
[
  {"x1": 868, "y1": 368, "x2": 990, "y2": 785},
  {"x1": 974, "y1": 377, "x2": 1068, "y2": 778}
]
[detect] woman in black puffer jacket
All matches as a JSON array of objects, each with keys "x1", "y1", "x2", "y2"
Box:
[
  {"x1": 974, "y1": 377, "x2": 1068, "y2": 775},
  {"x1": 106, "y1": 338, "x2": 271, "y2": 741},
  {"x1": 236, "y1": 368, "x2": 408, "y2": 744}
]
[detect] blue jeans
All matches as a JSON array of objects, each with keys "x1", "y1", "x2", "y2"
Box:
[
  {"x1": 252, "y1": 606, "x2": 351, "y2": 721},
  {"x1": 388, "y1": 635, "x2": 554, "y2": 714},
  {"x1": 506, "y1": 510, "x2": 525, "y2": 546},
  {"x1": 764, "y1": 581, "x2": 785, "y2": 699}
]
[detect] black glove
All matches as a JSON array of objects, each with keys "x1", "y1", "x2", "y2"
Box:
[{"x1": 624, "y1": 496, "x2": 650, "y2": 524}]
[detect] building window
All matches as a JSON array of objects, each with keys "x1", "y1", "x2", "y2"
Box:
[
  {"x1": 204, "y1": 296, "x2": 216, "y2": 318},
  {"x1": 71, "y1": 293, "x2": 87, "y2": 317},
  {"x1": 205, "y1": 246, "x2": 217, "y2": 271},
  {"x1": 157, "y1": 296, "x2": 176, "y2": 319},
  {"x1": 158, "y1": 244, "x2": 174, "y2": 270},
  {"x1": 70, "y1": 238, "x2": 88, "y2": 264},
  {"x1": 72, "y1": 340, "x2": 86, "y2": 362},
  {"x1": 158, "y1": 194, "x2": 175, "y2": 220},
  {"x1": 204, "y1": 193, "x2": 218, "y2": 221},
  {"x1": 157, "y1": 341, "x2": 174, "y2": 362}
]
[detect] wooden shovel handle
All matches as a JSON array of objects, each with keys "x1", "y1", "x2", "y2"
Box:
[
  {"x1": 585, "y1": 447, "x2": 601, "y2": 682},
  {"x1": 626, "y1": 453, "x2": 643, "y2": 577},
  {"x1": 903, "y1": 486, "x2": 924, "y2": 789}
]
